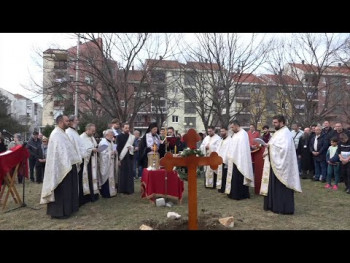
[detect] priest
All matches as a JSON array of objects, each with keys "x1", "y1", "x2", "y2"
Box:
[
  {"x1": 66, "y1": 115, "x2": 86, "y2": 206},
  {"x1": 66, "y1": 115, "x2": 85, "y2": 163},
  {"x1": 225, "y1": 120, "x2": 254, "y2": 200},
  {"x1": 199, "y1": 126, "x2": 221, "y2": 188},
  {"x1": 80, "y1": 123, "x2": 100, "y2": 203},
  {"x1": 216, "y1": 127, "x2": 232, "y2": 193},
  {"x1": 139, "y1": 123, "x2": 160, "y2": 169},
  {"x1": 40, "y1": 115, "x2": 82, "y2": 219},
  {"x1": 260, "y1": 115, "x2": 302, "y2": 214},
  {"x1": 117, "y1": 123, "x2": 135, "y2": 194},
  {"x1": 98, "y1": 129, "x2": 117, "y2": 198}
]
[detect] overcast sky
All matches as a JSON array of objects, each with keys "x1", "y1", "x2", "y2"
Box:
[{"x1": 0, "y1": 33, "x2": 77, "y2": 103}]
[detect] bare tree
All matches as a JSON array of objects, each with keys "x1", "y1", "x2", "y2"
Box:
[
  {"x1": 335, "y1": 34, "x2": 350, "y2": 124},
  {"x1": 267, "y1": 33, "x2": 347, "y2": 127},
  {"x1": 29, "y1": 33, "x2": 180, "y2": 129},
  {"x1": 178, "y1": 33, "x2": 272, "y2": 130}
]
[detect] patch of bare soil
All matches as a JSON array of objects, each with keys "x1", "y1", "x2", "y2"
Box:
[{"x1": 141, "y1": 211, "x2": 229, "y2": 230}]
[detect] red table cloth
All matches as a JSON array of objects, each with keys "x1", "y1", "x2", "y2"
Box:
[
  {"x1": 0, "y1": 145, "x2": 29, "y2": 188},
  {"x1": 141, "y1": 168, "x2": 184, "y2": 202}
]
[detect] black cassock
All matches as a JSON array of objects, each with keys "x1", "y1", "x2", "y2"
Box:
[
  {"x1": 297, "y1": 136, "x2": 314, "y2": 177},
  {"x1": 264, "y1": 167, "x2": 295, "y2": 214},
  {"x1": 117, "y1": 133, "x2": 134, "y2": 194},
  {"x1": 218, "y1": 165, "x2": 228, "y2": 193},
  {"x1": 47, "y1": 165, "x2": 79, "y2": 218},
  {"x1": 78, "y1": 155, "x2": 99, "y2": 206},
  {"x1": 227, "y1": 163, "x2": 250, "y2": 200}
]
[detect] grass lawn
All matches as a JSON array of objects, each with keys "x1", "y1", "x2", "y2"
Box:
[{"x1": 0, "y1": 177, "x2": 349, "y2": 230}]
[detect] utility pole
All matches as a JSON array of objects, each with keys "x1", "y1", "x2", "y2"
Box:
[{"x1": 74, "y1": 34, "x2": 80, "y2": 117}]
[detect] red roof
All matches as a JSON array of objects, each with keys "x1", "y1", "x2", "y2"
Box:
[
  {"x1": 260, "y1": 74, "x2": 301, "y2": 85},
  {"x1": 128, "y1": 70, "x2": 144, "y2": 82},
  {"x1": 289, "y1": 63, "x2": 319, "y2": 72},
  {"x1": 324, "y1": 65, "x2": 350, "y2": 75},
  {"x1": 14, "y1": 94, "x2": 29, "y2": 100},
  {"x1": 145, "y1": 59, "x2": 183, "y2": 69},
  {"x1": 232, "y1": 73, "x2": 263, "y2": 84},
  {"x1": 68, "y1": 37, "x2": 103, "y2": 56},
  {"x1": 185, "y1": 61, "x2": 220, "y2": 71}
]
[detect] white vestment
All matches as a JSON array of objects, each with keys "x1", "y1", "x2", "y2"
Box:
[
  {"x1": 98, "y1": 138, "x2": 117, "y2": 197},
  {"x1": 260, "y1": 126, "x2": 302, "y2": 196},
  {"x1": 80, "y1": 132, "x2": 99, "y2": 195},
  {"x1": 40, "y1": 127, "x2": 82, "y2": 204},
  {"x1": 215, "y1": 136, "x2": 232, "y2": 189},
  {"x1": 200, "y1": 134, "x2": 221, "y2": 187},
  {"x1": 225, "y1": 128, "x2": 254, "y2": 194},
  {"x1": 119, "y1": 133, "x2": 135, "y2": 161},
  {"x1": 66, "y1": 127, "x2": 85, "y2": 172}
]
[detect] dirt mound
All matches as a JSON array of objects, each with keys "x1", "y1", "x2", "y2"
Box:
[{"x1": 140, "y1": 211, "x2": 229, "y2": 230}]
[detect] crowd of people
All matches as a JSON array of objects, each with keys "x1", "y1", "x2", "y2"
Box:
[
  {"x1": 37, "y1": 116, "x2": 190, "y2": 219},
  {"x1": 1, "y1": 115, "x2": 349, "y2": 220}
]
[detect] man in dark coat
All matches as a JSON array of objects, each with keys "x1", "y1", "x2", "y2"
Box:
[{"x1": 297, "y1": 128, "x2": 314, "y2": 179}]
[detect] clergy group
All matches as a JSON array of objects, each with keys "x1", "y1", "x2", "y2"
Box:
[
  {"x1": 39, "y1": 113, "x2": 302, "y2": 219},
  {"x1": 40, "y1": 115, "x2": 135, "y2": 219}
]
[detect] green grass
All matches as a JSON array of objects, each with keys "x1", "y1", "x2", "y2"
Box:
[{"x1": 0, "y1": 177, "x2": 349, "y2": 230}]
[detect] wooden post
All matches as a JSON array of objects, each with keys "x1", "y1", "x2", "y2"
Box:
[{"x1": 160, "y1": 129, "x2": 222, "y2": 230}]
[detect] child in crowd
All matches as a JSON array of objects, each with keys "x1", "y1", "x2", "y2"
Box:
[{"x1": 325, "y1": 137, "x2": 340, "y2": 190}]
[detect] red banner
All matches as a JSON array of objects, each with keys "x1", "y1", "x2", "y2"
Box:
[{"x1": 0, "y1": 145, "x2": 30, "y2": 187}]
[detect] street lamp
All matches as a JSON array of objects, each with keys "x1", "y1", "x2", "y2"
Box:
[{"x1": 74, "y1": 34, "x2": 80, "y2": 117}]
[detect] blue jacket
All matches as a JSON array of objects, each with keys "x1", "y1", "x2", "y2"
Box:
[
  {"x1": 326, "y1": 146, "x2": 340, "y2": 163},
  {"x1": 309, "y1": 133, "x2": 327, "y2": 161}
]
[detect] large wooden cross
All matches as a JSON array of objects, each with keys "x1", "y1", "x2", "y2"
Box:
[{"x1": 160, "y1": 129, "x2": 222, "y2": 230}]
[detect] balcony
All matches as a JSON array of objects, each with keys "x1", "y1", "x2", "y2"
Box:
[
  {"x1": 133, "y1": 122, "x2": 150, "y2": 128},
  {"x1": 236, "y1": 93, "x2": 250, "y2": 99}
]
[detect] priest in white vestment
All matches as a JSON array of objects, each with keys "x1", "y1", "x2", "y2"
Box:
[
  {"x1": 199, "y1": 126, "x2": 221, "y2": 188},
  {"x1": 66, "y1": 115, "x2": 87, "y2": 206},
  {"x1": 80, "y1": 123, "x2": 100, "y2": 203},
  {"x1": 40, "y1": 115, "x2": 82, "y2": 219},
  {"x1": 260, "y1": 115, "x2": 302, "y2": 214},
  {"x1": 98, "y1": 129, "x2": 117, "y2": 198},
  {"x1": 225, "y1": 120, "x2": 254, "y2": 200},
  {"x1": 215, "y1": 127, "x2": 232, "y2": 193},
  {"x1": 65, "y1": 115, "x2": 85, "y2": 165}
]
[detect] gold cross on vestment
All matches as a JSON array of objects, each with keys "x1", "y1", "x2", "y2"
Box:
[{"x1": 160, "y1": 129, "x2": 222, "y2": 230}]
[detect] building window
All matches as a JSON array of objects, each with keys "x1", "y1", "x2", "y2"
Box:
[
  {"x1": 184, "y1": 102, "x2": 196, "y2": 114},
  {"x1": 172, "y1": 86, "x2": 178, "y2": 93},
  {"x1": 184, "y1": 88, "x2": 196, "y2": 100},
  {"x1": 184, "y1": 72, "x2": 196, "y2": 86},
  {"x1": 120, "y1": 100, "x2": 125, "y2": 107},
  {"x1": 54, "y1": 60, "x2": 67, "y2": 69},
  {"x1": 85, "y1": 76, "x2": 93, "y2": 85},
  {"x1": 172, "y1": 115, "x2": 179, "y2": 123},
  {"x1": 151, "y1": 71, "x2": 166, "y2": 82},
  {"x1": 184, "y1": 117, "x2": 196, "y2": 128},
  {"x1": 322, "y1": 91, "x2": 327, "y2": 97},
  {"x1": 69, "y1": 75, "x2": 74, "y2": 82},
  {"x1": 170, "y1": 101, "x2": 179, "y2": 107}
]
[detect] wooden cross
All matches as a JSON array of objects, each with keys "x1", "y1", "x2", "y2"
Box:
[{"x1": 160, "y1": 129, "x2": 222, "y2": 230}]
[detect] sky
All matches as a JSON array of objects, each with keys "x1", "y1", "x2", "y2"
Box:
[{"x1": 0, "y1": 33, "x2": 77, "y2": 103}]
